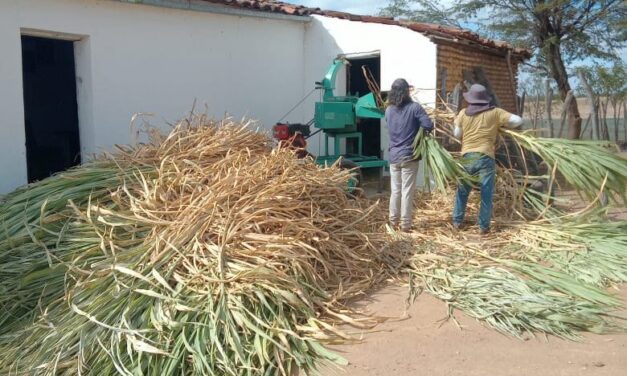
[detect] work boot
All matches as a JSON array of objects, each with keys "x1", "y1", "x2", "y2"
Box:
[{"x1": 479, "y1": 227, "x2": 490, "y2": 236}]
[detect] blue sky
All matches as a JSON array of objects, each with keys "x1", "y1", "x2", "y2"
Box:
[{"x1": 289, "y1": 0, "x2": 383, "y2": 15}]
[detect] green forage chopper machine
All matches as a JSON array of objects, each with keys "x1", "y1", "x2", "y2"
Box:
[{"x1": 273, "y1": 58, "x2": 388, "y2": 189}]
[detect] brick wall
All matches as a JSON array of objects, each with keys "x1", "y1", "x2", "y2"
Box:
[{"x1": 436, "y1": 41, "x2": 521, "y2": 114}]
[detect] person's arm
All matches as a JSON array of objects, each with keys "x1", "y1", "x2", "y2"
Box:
[
  {"x1": 414, "y1": 103, "x2": 434, "y2": 133},
  {"x1": 506, "y1": 114, "x2": 523, "y2": 129},
  {"x1": 453, "y1": 111, "x2": 463, "y2": 139},
  {"x1": 498, "y1": 108, "x2": 523, "y2": 129}
]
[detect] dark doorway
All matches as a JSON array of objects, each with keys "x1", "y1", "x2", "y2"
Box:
[
  {"x1": 21, "y1": 35, "x2": 81, "y2": 183},
  {"x1": 347, "y1": 56, "x2": 381, "y2": 158}
]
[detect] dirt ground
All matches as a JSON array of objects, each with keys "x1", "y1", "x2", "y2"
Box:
[
  {"x1": 524, "y1": 97, "x2": 623, "y2": 118},
  {"x1": 320, "y1": 285, "x2": 627, "y2": 376},
  {"x1": 322, "y1": 177, "x2": 627, "y2": 376}
]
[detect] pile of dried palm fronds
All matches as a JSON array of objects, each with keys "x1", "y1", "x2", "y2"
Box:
[
  {"x1": 0, "y1": 117, "x2": 405, "y2": 375},
  {"x1": 425, "y1": 106, "x2": 456, "y2": 130},
  {"x1": 1, "y1": 108, "x2": 626, "y2": 375},
  {"x1": 405, "y1": 104, "x2": 627, "y2": 339},
  {"x1": 405, "y1": 196, "x2": 627, "y2": 339}
]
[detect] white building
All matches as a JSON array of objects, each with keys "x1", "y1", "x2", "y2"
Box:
[{"x1": 0, "y1": 0, "x2": 526, "y2": 194}]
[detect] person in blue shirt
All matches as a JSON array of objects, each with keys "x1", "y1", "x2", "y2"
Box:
[{"x1": 385, "y1": 78, "x2": 434, "y2": 232}]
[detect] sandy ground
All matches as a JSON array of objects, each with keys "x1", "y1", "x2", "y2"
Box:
[
  {"x1": 321, "y1": 176, "x2": 627, "y2": 376},
  {"x1": 320, "y1": 285, "x2": 627, "y2": 376}
]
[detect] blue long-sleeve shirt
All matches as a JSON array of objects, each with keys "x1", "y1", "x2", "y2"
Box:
[{"x1": 385, "y1": 102, "x2": 434, "y2": 164}]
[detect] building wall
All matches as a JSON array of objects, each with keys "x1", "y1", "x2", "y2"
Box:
[
  {"x1": 0, "y1": 1, "x2": 447, "y2": 194},
  {"x1": 302, "y1": 15, "x2": 438, "y2": 162},
  {"x1": 0, "y1": 0, "x2": 307, "y2": 193},
  {"x1": 436, "y1": 42, "x2": 520, "y2": 113}
]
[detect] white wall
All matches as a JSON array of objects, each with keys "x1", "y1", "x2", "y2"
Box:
[
  {"x1": 0, "y1": 0, "x2": 307, "y2": 193},
  {"x1": 301, "y1": 15, "x2": 438, "y2": 163},
  {"x1": 0, "y1": 4, "x2": 28, "y2": 193},
  {"x1": 0, "y1": 3, "x2": 438, "y2": 194}
]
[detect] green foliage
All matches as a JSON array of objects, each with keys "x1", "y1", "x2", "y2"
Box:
[
  {"x1": 380, "y1": 1, "x2": 626, "y2": 69},
  {"x1": 409, "y1": 216, "x2": 627, "y2": 340},
  {"x1": 380, "y1": 0, "x2": 466, "y2": 28},
  {"x1": 583, "y1": 63, "x2": 627, "y2": 99},
  {"x1": 503, "y1": 129, "x2": 627, "y2": 204},
  {"x1": 412, "y1": 128, "x2": 472, "y2": 193}
]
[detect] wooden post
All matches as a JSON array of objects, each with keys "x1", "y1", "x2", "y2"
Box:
[
  {"x1": 612, "y1": 98, "x2": 620, "y2": 143},
  {"x1": 519, "y1": 90, "x2": 526, "y2": 116},
  {"x1": 557, "y1": 90, "x2": 573, "y2": 138},
  {"x1": 545, "y1": 79, "x2": 554, "y2": 138},
  {"x1": 471, "y1": 67, "x2": 500, "y2": 106},
  {"x1": 533, "y1": 92, "x2": 541, "y2": 129},
  {"x1": 581, "y1": 113, "x2": 592, "y2": 139},
  {"x1": 440, "y1": 68, "x2": 448, "y2": 103},
  {"x1": 451, "y1": 83, "x2": 462, "y2": 112},
  {"x1": 518, "y1": 90, "x2": 526, "y2": 126},
  {"x1": 506, "y1": 51, "x2": 520, "y2": 115},
  {"x1": 437, "y1": 68, "x2": 449, "y2": 147},
  {"x1": 578, "y1": 70, "x2": 599, "y2": 140}
]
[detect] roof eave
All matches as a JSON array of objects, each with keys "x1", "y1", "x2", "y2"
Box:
[
  {"x1": 426, "y1": 34, "x2": 532, "y2": 60},
  {"x1": 114, "y1": 0, "x2": 312, "y2": 22}
]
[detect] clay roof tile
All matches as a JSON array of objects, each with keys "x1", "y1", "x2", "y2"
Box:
[{"x1": 199, "y1": 1, "x2": 531, "y2": 58}]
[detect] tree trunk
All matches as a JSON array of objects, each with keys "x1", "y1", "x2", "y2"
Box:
[
  {"x1": 557, "y1": 90, "x2": 573, "y2": 138},
  {"x1": 602, "y1": 99, "x2": 610, "y2": 140},
  {"x1": 598, "y1": 98, "x2": 607, "y2": 140},
  {"x1": 544, "y1": 38, "x2": 582, "y2": 139}
]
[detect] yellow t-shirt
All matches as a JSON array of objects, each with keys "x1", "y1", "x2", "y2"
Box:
[{"x1": 455, "y1": 108, "x2": 513, "y2": 158}]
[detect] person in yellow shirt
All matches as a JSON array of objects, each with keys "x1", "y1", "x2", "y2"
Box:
[{"x1": 452, "y1": 84, "x2": 522, "y2": 234}]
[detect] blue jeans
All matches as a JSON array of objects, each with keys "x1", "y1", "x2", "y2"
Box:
[{"x1": 452, "y1": 153, "x2": 496, "y2": 231}]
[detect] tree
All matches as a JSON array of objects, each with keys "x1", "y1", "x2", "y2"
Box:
[
  {"x1": 381, "y1": 0, "x2": 626, "y2": 139},
  {"x1": 579, "y1": 63, "x2": 627, "y2": 140}
]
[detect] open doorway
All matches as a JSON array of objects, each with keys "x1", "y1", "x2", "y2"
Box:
[
  {"x1": 346, "y1": 55, "x2": 382, "y2": 158},
  {"x1": 21, "y1": 35, "x2": 80, "y2": 183}
]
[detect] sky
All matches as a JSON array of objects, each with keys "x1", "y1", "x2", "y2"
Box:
[
  {"x1": 289, "y1": 0, "x2": 383, "y2": 15},
  {"x1": 290, "y1": 0, "x2": 625, "y2": 86}
]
